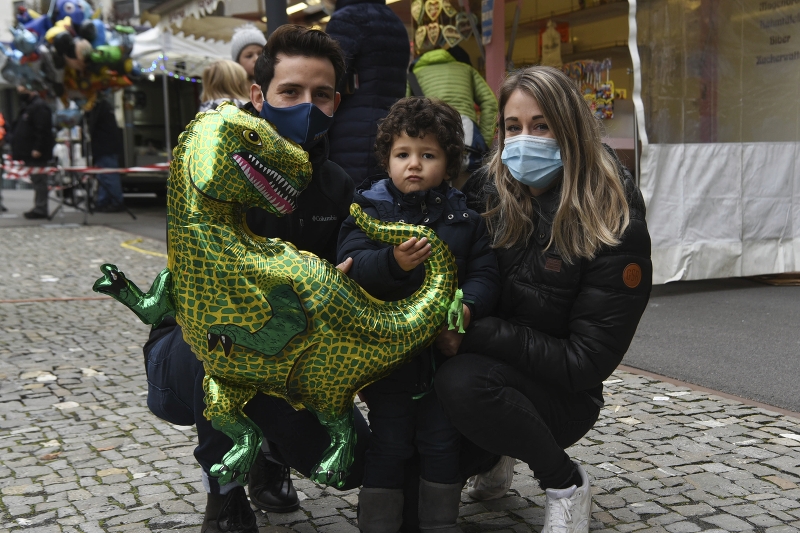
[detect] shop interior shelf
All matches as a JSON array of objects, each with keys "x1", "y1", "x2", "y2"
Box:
[
  {"x1": 562, "y1": 43, "x2": 631, "y2": 62},
  {"x1": 509, "y1": 0, "x2": 629, "y2": 39},
  {"x1": 515, "y1": 43, "x2": 630, "y2": 67}
]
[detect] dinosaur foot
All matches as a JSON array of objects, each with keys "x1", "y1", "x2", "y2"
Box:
[
  {"x1": 309, "y1": 410, "x2": 356, "y2": 489},
  {"x1": 209, "y1": 429, "x2": 262, "y2": 486}
]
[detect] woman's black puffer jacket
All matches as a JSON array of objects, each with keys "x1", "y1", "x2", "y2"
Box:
[{"x1": 459, "y1": 158, "x2": 652, "y2": 406}]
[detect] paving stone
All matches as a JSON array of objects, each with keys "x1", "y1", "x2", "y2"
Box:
[
  {"x1": 664, "y1": 522, "x2": 701, "y2": 533},
  {"x1": 701, "y1": 513, "x2": 756, "y2": 531}
]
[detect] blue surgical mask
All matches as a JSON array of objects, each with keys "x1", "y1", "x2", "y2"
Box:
[
  {"x1": 259, "y1": 100, "x2": 334, "y2": 150},
  {"x1": 501, "y1": 135, "x2": 564, "y2": 189}
]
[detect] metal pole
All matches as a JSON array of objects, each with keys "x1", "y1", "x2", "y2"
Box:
[
  {"x1": 162, "y1": 70, "x2": 171, "y2": 160},
  {"x1": 266, "y1": 0, "x2": 288, "y2": 36}
]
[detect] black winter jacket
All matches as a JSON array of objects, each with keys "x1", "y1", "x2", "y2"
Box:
[
  {"x1": 325, "y1": 0, "x2": 409, "y2": 187},
  {"x1": 337, "y1": 178, "x2": 499, "y2": 321},
  {"x1": 87, "y1": 97, "x2": 123, "y2": 159},
  {"x1": 10, "y1": 95, "x2": 54, "y2": 165},
  {"x1": 460, "y1": 163, "x2": 652, "y2": 406}
]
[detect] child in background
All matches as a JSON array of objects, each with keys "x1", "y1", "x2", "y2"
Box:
[
  {"x1": 198, "y1": 60, "x2": 251, "y2": 113},
  {"x1": 337, "y1": 97, "x2": 500, "y2": 533},
  {"x1": 230, "y1": 24, "x2": 266, "y2": 82}
]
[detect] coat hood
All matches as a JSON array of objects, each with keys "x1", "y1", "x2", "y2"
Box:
[{"x1": 413, "y1": 49, "x2": 457, "y2": 71}]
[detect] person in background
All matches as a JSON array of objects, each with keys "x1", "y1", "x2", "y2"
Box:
[
  {"x1": 435, "y1": 66, "x2": 652, "y2": 533},
  {"x1": 198, "y1": 60, "x2": 251, "y2": 113},
  {"x1": 407, "y1": 46, "x2": 497, "y2": 188},
  {"x1": 231, "y1": 24, "x2": 267, "y2": 82},
  {"x1": 324, "y1": 0, "x2": 409, "y2": 187},
  {"x1": 88, "y1": 93, "x2": 126, "y2": 212},
  {"x1": 11, "y1": 85, "x2": 55, "y2": 220},
  {"x1": 337, "y1": 96, "x2": 499, "y2": 533}
]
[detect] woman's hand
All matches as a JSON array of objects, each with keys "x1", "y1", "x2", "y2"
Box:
[
  {"x1": 437, "y1": 304, "x2": 471, "y2": 356},
  {"x1": 394, "y1": 237, "x2": 431, "y2": 271},
  {"x1": 436, "y1": 329, "x2": 463, "y2": 357}
]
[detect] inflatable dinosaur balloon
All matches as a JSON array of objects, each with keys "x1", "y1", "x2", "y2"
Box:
[{"x1": 93, "y1": 103, "x2": 457, "y2": 487}]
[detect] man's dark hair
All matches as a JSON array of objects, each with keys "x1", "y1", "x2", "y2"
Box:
[
  {"x1": 375, "y1": 97, "x2": 465, "y2": 182},
  {"x1": 254, "y1": 25, "x2": 346, "y2": 94}
]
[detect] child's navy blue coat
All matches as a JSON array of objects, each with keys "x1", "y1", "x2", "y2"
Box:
[{"x1": 337, "y1": 177, "x2": 500, "y2": 324}]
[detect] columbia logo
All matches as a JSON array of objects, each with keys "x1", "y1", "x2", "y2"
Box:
[{"x1": 311, "y1": 215, "x2": 338, "y2": 222}]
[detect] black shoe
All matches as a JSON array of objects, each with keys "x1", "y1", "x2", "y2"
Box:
[
  {"x1": 23, "y1": 210, "x2": 48, "y2": 219},
  {"x1": 0, "y1": 204, "x2": 7, "y2": 212},
  {"x1": 247, "y1": 450, "x2": 299, "y2": 513},
  {"x1": 201, "y1": 486, "x2": 258, "y2": 533}
]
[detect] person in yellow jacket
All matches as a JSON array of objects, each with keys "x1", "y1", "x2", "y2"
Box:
[{"x1": 407, "y1": 46, "x2": 498, "y2": 182}]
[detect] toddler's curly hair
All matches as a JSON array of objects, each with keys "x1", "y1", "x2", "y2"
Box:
[{"x1": 375, "y1": 97, "x2": 465, "y2": 181}]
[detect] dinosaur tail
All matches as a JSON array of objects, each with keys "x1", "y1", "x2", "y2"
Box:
[{"x1": 349, "y1": 204, "x2": 457, "y2": 348}]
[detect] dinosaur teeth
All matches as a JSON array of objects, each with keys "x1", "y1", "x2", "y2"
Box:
[{"x1": 233, "y1": 153, "x2": 300, "y2": 213}]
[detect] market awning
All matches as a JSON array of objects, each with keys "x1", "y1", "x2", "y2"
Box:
[{"x1": 131, "y1": 25, "x2": 230, "y2": 78}]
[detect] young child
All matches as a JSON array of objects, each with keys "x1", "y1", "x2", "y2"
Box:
[{"x1": 337, "y1": 97, "x2": 500, "y2": 533}]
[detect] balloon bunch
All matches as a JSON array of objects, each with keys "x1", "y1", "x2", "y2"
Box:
[{"x1": 0, "y1": 1, "x2": 140, "y2": 110}]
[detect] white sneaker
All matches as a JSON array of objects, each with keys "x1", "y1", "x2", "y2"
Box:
[
  {"x1": 541, "y1": 463, "x2": 591, "y2": 533},
  {"x1": 466, "y1": 455, "x2": 516, "y2": 501}
]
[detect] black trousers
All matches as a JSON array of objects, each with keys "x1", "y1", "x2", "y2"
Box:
[{"x1": 435, "y1": 353, "x2": 600, "y2": 490}]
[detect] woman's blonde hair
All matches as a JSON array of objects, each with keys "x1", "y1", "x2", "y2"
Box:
[
  {"x1": 485, "y1": 66, "x2": 629, "y2": 262},
  {"x1": 200, "y1": 60, "x2": 251, "y2": 103}
]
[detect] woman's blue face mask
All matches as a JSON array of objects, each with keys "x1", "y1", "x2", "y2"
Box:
[
  {"x1": 501, "y1": 135, "x2": 563, "y2": 189},
  {"x1": 259, "y1": 99, "x2": 334, "y2": 151}
]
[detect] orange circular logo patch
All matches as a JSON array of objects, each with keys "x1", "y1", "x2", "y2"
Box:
[{"x1": 623, "y1": 263, "x2": 642, "y2": 288}]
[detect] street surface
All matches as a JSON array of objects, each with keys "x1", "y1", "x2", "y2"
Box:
[{"x1": 1, "y1": 191, "x2": 800, "y2": 532}]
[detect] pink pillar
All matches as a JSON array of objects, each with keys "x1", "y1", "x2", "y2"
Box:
[{"x1": 484, "y1": 0, "x2": 506, "y2": 95}]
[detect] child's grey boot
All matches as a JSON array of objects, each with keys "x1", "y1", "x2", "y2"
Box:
[
  {"x1": 418, "y1": 479, "x2": 463, "y2": 533},
  {"x1": 357, "y1": 488, "x2": 404, "y2": 533}
]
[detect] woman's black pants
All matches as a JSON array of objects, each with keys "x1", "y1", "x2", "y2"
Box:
[{"x1": 435, "y1": 353, "x2": 601, "y2": 490}]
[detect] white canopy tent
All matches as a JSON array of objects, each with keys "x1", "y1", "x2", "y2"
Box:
[{"x1": 131, "y1": 25, "x2": 230, "y2": 78}]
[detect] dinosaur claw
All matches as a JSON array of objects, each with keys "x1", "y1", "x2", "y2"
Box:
[
  {"x1": 221, "y1": 335, "x2": 233, "y2": 357},
  {"x1": 208, "y1": 333, "x2": 220, "y2": 351}
]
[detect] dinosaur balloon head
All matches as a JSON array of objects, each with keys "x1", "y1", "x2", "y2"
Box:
[{"x1": 179, "y1": 102, "x2": 312, "y2": 216}]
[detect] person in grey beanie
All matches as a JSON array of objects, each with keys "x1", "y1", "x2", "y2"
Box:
[{"x1": 230, "y1": 24, "x2": 266, "y2": 81}]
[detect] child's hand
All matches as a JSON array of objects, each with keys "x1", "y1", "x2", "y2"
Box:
[
  {"x1": 393, "y1": 237, "x2": 431, "y2": 271},
  {"x1": 336, "y1": 257, "x2": 353, "y2": 274},
  {"x1": 436, "y1": 329, "x2": 463, "y2": 357}
]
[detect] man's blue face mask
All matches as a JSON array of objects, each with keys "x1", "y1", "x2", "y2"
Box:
[{"x1": 259, "y1": 99, "x2": 334, "y2": 151}]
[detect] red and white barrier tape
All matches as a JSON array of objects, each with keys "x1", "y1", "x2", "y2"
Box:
[{"x1": 1, "y1": 154, "x2": 170, "y2": 181}]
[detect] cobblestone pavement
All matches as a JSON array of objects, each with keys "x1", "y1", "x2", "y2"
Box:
[{"x1": 2, "y1": 225, "x2": 800, "y2": 533}]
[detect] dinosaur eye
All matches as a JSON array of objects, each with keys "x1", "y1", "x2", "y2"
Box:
[
  {"x1": 243, "y1": 129, "x2": 261, "y2": 145},
  {"x1": 63, "y1": 2, "x2": 76, "y2": 13}
]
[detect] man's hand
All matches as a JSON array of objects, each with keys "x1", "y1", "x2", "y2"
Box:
[
  {"x1": 436, "y1": 329, "x2": 463, "y2": 357},
  {"x1": 336, "y1": 257, "x2": 353, "y2": 274},
  {"x1": 31, "y1": 150, "x2": 41, "y2": 159},
  {"x1": 394, "y1": 237, "x2": 431, "y2": 271}
]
